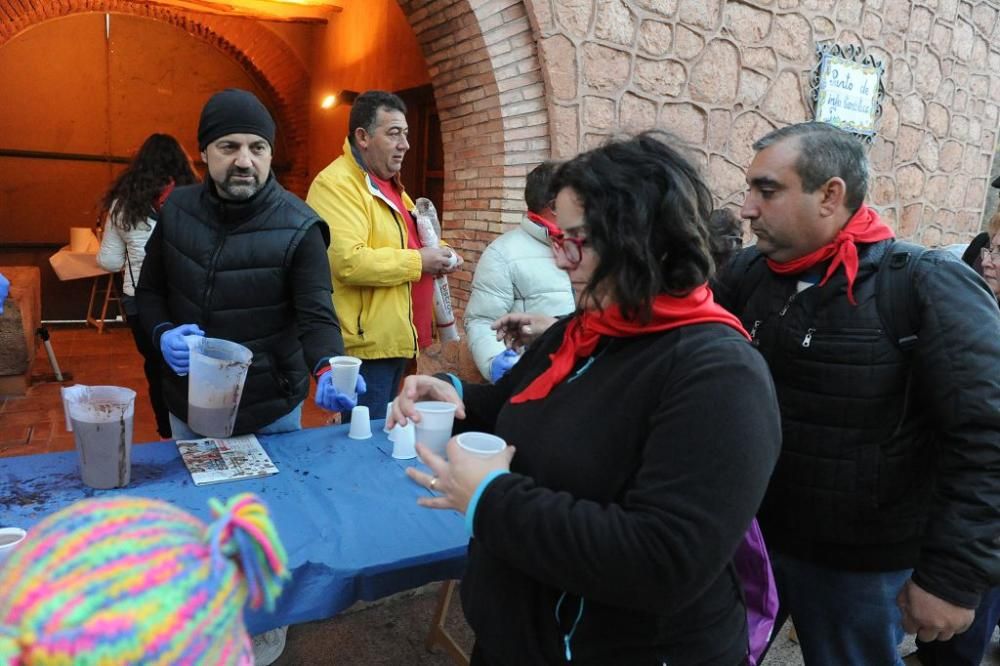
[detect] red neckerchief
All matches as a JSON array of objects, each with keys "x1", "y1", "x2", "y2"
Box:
[
  {"x1": 766, "y1": 205, "x2": 894, "y2": 304},
  {"x1": 154, "y1": 179, "x2": 175, "y2": 212},
  {"x1": 510, "y1": 287, "x2": 749, "y2": 403},
  {"x1": 526, "y1": 211, "x2": 555, "y2": 234}
]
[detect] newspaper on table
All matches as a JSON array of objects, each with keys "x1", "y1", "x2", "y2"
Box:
[{"x1": 176, "y1": 434, "x2": 278, "y2": 486}]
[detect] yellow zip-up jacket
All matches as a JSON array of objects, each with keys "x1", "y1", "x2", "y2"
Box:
[{"x1": 306, "y1": 138, "x2": 422, "y2": 359}]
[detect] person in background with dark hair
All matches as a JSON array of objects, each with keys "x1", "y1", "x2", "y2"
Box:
[
  {"x1": 307, "y1": 90, "x2": 463, "y2": 418},
  {"x1": 705, "y1": 208, "x2": 745, "y2": 307},
  {"x1": 390, "y1": 131, "x2": 782, "y2": 665},
  {"x1": 960, "y1": 177, "x2": 1000, "y2": 277},
  {"x1": 963, "y1": 202, "x2": 1000, "y2": 302},
  {"x1": 707, "y1": 208, "x2": 744, "y2": 271},
  {"x1": 97, "y1": 133, "x2": 198, "y2": 438},
  {"x1": 464, "y1": 160, "x2": 574, "y2": 383},
  {"x1": 718, "y1": 121, "x2": 1000, "y2": 666}
]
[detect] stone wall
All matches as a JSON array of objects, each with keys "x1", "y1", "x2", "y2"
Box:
[{"x1": 529, "y1": 0, "x2": 1000, "y2": 246}]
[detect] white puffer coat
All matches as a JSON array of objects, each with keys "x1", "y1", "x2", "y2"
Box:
[{"x1": 464, "y1": 215, "x2": 575, "y2": 380}]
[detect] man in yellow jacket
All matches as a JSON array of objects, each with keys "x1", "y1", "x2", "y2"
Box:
[{"x1": 307, "y1": 90, "x2": 461, "y2": 419}]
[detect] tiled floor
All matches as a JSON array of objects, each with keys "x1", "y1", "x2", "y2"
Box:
[{"x1": 0, "y1": 324, "x2": 334, "y2": 458}]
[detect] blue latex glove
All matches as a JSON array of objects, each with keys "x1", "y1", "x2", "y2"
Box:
[
  {"x1": 315, "y1": 373, "x2": 367, "y2": 413},
  {"x1": 160, "y1": 324, "x2": 205, "y2": 375},
  {"x1": 0, "y1": 273, "x2": 8, "y2": 315},
  {"x1": 489, "y1": 348, "x2": 520, "y2": 383}
]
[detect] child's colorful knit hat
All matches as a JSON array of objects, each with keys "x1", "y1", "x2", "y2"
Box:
[{"x1": 0, "y1": 493, "x2": 289, "y2": 665}]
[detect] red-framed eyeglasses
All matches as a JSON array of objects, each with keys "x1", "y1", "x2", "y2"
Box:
[
  {"x1": 535, "y1": 216, "x2": 589, "y2": 267},
  {"x1": 550, "y1": 235, "x2": 589, "y2": 267}
]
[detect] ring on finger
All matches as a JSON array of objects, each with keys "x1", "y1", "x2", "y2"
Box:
[{"x1": 429, "y1": 477, "x2": 439, "y2": 491}]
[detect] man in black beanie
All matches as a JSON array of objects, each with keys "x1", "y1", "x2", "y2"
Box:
[
  {"x1": 138, "y1": 90, "x2": 365, "y2": 662},
  {"x1": 137, "y1": 88, "x2": 363, "y2": 445}
]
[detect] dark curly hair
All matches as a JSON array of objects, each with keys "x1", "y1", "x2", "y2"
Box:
[
  {"x1": 548, "y1": 130, "x2": 714, "y2": 321},
  {"x1": 101, "y1": 134, "x2": 198, "y2": 232},
  {"x1": 348, "y1": 91, "x2": 407, "y2": 147}
]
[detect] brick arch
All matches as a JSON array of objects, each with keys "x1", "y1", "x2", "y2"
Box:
[
  {"x1": 396, "y1": 0, "x2": 551, "y2": 313},
  {"x1": 0, "y1": 0, "x2": 311, "y2": 193}
]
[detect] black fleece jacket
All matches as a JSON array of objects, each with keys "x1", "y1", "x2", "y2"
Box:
[
  {"x1": 718, "y1": 240, "x2": 1000, "y2": 609},
  {"x1": 456, "y1": 318, "x2": 782, "y2": 665}
]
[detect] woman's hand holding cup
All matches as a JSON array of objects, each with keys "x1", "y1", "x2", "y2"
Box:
[
  {"x1": 387, "y1": 374, "x2": 466, "y2": 430},
  {"x1": 406, "y1": 438, "x2": 515, "y2": 515}
]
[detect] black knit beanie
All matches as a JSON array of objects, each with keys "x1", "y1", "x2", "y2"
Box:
[{"x1": 197, "y1": 89, "x2": 276, "y2": 150}]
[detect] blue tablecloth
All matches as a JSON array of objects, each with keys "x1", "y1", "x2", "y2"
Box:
[{"x1": 0, "y1": 423, "x2": 468, "y2": 634}]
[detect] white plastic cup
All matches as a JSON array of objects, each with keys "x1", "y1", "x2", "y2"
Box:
[
  {"x1": 0, "y1": 527, "x2": 27, "y2": 565},
  {"x1": 389, "y1": 422, "x2": 417, "y2": 459},
  {"x1": 413, "y1": 401, "x2": 457, "y2": 458},
  {"x1": 330, "y1": 356, "x2": 362, "y2": 396},
  {"x1": 384, "y1": 402, "x2": 393, "y2": 433},
  {"x1": 455, "y1": 432, "x2": 507, "y2": 458},
  {"x1": 348, "y1": 405, "x2": 372, "y2": 439}
]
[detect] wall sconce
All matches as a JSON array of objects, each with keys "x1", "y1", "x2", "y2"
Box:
[{"x1": 320, "y1": 90, "x2": 360, "y2": 109}]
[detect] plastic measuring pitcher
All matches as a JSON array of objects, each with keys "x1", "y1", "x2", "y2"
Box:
[
  {"x1": 61, "y1": 385, "x2": 137, "y2": 489},
  {"x1": 186, "y1": 336, "x2": 253, "y2": 438}
]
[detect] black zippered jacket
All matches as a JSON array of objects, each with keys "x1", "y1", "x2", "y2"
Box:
[
  {"x1": 718, "y1": 239, "x2": 1000, "y2": 609},
  {"x1": 137, "y1": 176, "x2": 344, "y2": 434},
  {"x1": 457, "y1": 319, "x2": 781, "y2": 665}
]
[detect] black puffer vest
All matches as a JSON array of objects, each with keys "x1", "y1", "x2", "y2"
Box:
[
  {"x1": 157, "y1": 177, "x2": 329, "y2": 434},
  {"x1": 739, "y1": 240, "x2": 934, "y2": 568}
]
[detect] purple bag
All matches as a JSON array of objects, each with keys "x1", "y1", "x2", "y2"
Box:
[{"x1": 733, "y1": 518, "x2": 779, "y2": 665}]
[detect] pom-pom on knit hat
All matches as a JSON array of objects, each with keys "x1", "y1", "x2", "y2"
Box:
[
  {"x1": 0, "y1": 493, "x2": 288, "y2": 665},
  {"x1": 197, "y1": 88, "x2": 276, "y2": 150}
]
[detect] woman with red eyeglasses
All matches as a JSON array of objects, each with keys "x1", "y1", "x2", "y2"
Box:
[{"x1": 389, "y1": 131, "x2": 782, "y2": 665}]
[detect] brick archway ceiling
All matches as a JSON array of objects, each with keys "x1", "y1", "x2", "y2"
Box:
[
  {"x1": 397, "y1": 0, "x2": 550, "y2": 312},
  {"x1": 0, "y1": 0, "x2": 311, "y2": 194}
]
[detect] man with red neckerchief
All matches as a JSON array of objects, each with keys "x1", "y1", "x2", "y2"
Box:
[
  {"x1": 718, "y1": 121, "x2": 1000, "y2": 666},
  {"x1": 307, "y1": 91, "x2": 462, "y2": 420}
]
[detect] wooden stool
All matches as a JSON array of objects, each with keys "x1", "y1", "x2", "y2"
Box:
[
  {"x1": 425, "y1": 580, "x2": 469, "y2": 665},
  {"x1": 86, "y1": 273, "x2": 121, "y2": 333}
]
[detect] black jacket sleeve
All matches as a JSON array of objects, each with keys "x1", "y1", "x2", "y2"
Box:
[
  {"x1": 291, "y1": 223, "x2": 345, "y2": 377},
  {"x1": 910, "y1": 250, "x2": 1000, "y2": 608}
]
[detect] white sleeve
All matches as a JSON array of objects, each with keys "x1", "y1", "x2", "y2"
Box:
[
  {"x1": 96, "y1": 205, "x2": 126, "y2": 273},
  {"x1": 464, "y1": 243, "x2": 515, "y2": 380}
]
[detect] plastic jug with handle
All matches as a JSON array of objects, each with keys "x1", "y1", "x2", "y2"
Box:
[
  {"x1": 61, "y1": 385, "x2": 136, "y2": 489},
  {"x1": 186, "y1": 336, "x2": 253, "y2": 438}
]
